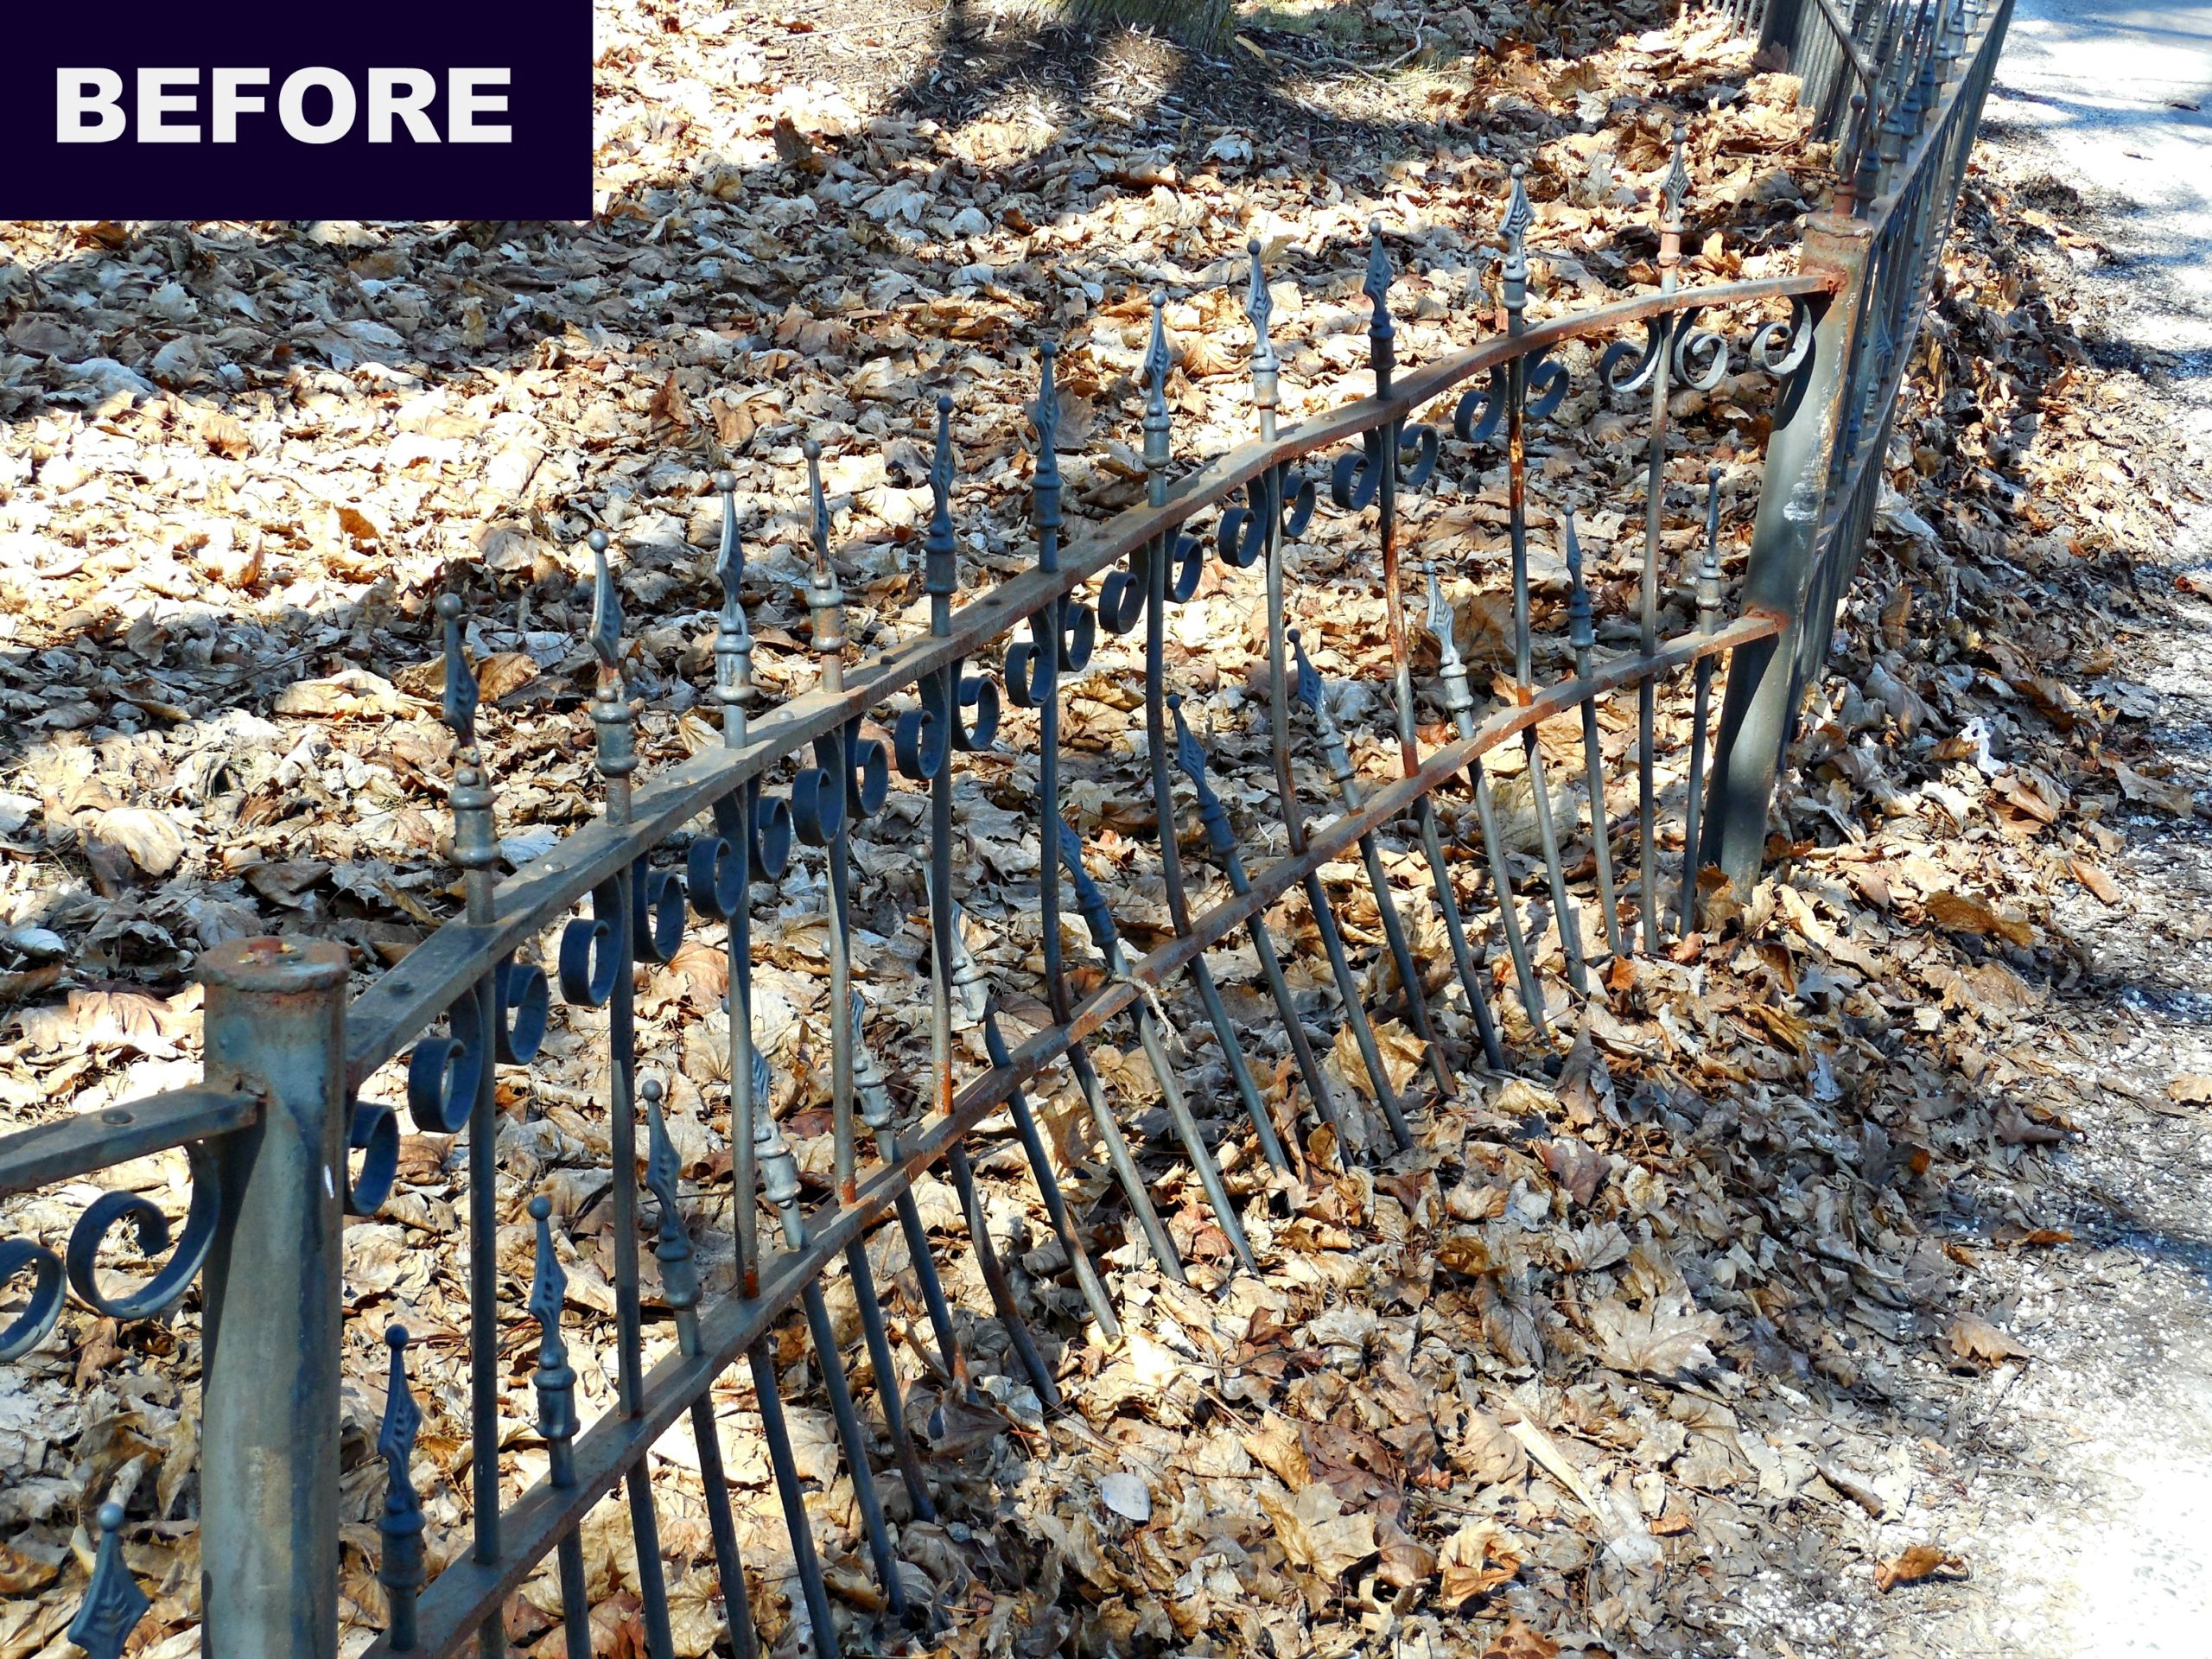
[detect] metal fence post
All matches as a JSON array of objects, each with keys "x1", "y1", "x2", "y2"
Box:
[
  {"x1": 1702, "y1": 213, "x2": 1873, "y2": 904},
  {"x1": 195, "y1": 936, "x2": 350, "y2": 1659}
]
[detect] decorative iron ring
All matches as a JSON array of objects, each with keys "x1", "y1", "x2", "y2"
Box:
[
  {"x1": 1217, "y1": 469, "x2": 1314, "y2": 569},
  {"x1": 346, "y1": 1100, "x2": 400, "y2": 1217},
  {"x1": 632, "y1": 867, "x2": 687, "y2": 964},
  {"x1": 0, "y1": 1238, "x2": 64, "y2": 1361}
]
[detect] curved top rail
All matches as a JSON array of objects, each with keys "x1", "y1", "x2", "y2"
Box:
[{"x1": 341, "y1": 270, "x2": 1836, "y2": 1090}]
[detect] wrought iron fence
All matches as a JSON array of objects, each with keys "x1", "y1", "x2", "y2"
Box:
[{"x1": 0, "y1": 7, "x2": 2008, "y2": 1644}]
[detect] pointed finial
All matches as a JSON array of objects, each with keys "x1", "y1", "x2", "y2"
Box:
[
  {"x1": 526, "y1": 1196, "x2": 578, "y2": 1465},
  {"x1": 1243, "y1": 239, "x2": 1275, "y2": 356},
  {"x1": 925, "y1": 394, "x2": 957, "y2": 597},
  {"x1": 849, "y1": 988, "x2": 893, "y2": 1132},
  {"x1": 1502, "y1": 164, "x2": 1532, "y2": 266},
  {"x1": 1243, "y1": 240, "x2": 1281, "y2": 435},
  {"x1": 1142, "y1": 291, "x2": 1173, "y2": 480},
  {"x1": 1565, "y1": 516, "x2": 1594, "y2": 655},
  {"x1": 753, "y1": 1098, "x2": 801, "y2": 1214},
  {"x1": 642, "y1": 1078, "x2": 697, "y2": 1315},
  {"x1": 1287, "y1": 626, "x2": 1325, "y2": 715},
  {"x1": 1032, "y1": 343, "x2": 1064, "y2": 562},
  {"x1": 1698, "y1": 468, "x2": 1725, "y2": 626},
  {"x1": 1426, "y1": 563, "x2": 1473, "y2": 728},
  {"x1": 66, "y1": 1503, "x2": 148, "y2": 1659},
  {"x1": 801, "y1": 436, "x2": 847, "y2": 688},
  {"x1": 1054, "y1": 816, "x2": 1117, "y2": 955},
  {"x1": 713, "y1": 473, "x2": 754, "y2": 733},
  {"x1": 588, "y1": 531, "x2": 622, "y2": 675},
  {"x1": 1167, "y1": 693, "x2": 1233, "y2": 856},
  {"x1": 804, "y1": 438, "x2": 831, "y2": 575},
  {"x1": 376, "y1": 1324, "x2": 426, "y2": 1648},
  {"x1": 1362, "y1": 219, "x2": 1395, "y2": 342},
  {"x1": 436, "y1": 592, "x2": 479, "y2": 753},
  {"x1": 1662, "y1": 124, "x2": 1690, "y2": 226}
]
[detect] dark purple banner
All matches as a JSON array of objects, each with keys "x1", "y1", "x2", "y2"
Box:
[{"x1": 3, "y1": 5, "x2": 594, "y2": 220}]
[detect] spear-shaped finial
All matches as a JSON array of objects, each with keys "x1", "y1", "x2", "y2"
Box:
[
  {"x1": 753, "y1": 1097, "x2": 803, "y2": 1232},
  {"x1": 849, "y1": 988, "x2": 893, "y2": 1133},
  {"x1": 1565, "y1": 516, "x2": 1595, "y2": 656},
  {"x1": 925, "y1": 394, "x2": 957, "y2": 602},
  {"x1": 437, "y1": 591, "x2": 499, "y2": 921},
  {"x1": 802, "y1": 437, "x2": 847, "y2": 693},
  {"x1": 1500, "y1": 164, "x2": 1532, "y2": 324},
  {"x1": 526, "y1": 1196, "x2": 579, "y2": 1478},
  {"x1": 437, "y1": 592, "x2": 479, "y2": 755},
  {"x1": 1287, "y1": 626, "x2": 1354, "y2": 789},
  {"x1": 712, "y1": 471, "x2": 754, "y2": 741},
  {"x1": 1054, "y1": 817, "x2": 1118, "y2": 955},
  {"x1": 1141, "y1": 291, "x2": 1173, "y2": 489},
  {"x1": 641, "y1": 1077, "x2": 697, "y2": 1320},
  {"x1": 586, "y1": 530, "x2": 638, "y2": 820},
  {"x1": 1662, "y1": 124, "x2": 1690, "y2": 230},
  {"x1": 1167, "y1": 693, "x2": 1234, "y2": 856},
  {"x1": 1362, "y1": 219, "x2": 1395, "y2": 345},
  {"x1": 1426, "y1": 562, "x2": 1475, "y2": 728},
  {"x1": 1244, "y1": 239, "x2": 1281, "y2": 439},
  {"x1": 66, "y1": 1503, "x2": 148, "y2": 1659},
  {"x1": 376, "y1": 1324, "x2": 426, "y2": 1651},
  {"x1": 1033, "y1": 342, "x2": 1063, "y2": 563}
]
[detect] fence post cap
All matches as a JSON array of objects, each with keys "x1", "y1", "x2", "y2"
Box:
[{"x1": 198, "y1": 936, "x2": 349, "y2": 995}]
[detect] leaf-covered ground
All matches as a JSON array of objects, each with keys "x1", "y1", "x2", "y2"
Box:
[{"x1": 1, "y1": 3, "x2": 2206, "y2": 1656}]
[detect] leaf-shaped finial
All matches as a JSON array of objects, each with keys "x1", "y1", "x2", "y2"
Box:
[
  {"x1": 1033, "y1": 341, "x2": 1062, "y2": 491},
  {"x1": 1563, "y1": 516, "x2": 1593, "y2": 651},
  {"x1": 1427, "y1": 563, "x2": 1468, "y2": 676},
  {"x1": 924, "y1": 394, "x2": 958, "y2": 599},
  {"x1": 66, "y1": 1503, "x2": 148, "y2": 1659},
  {"x1": 435, "y1": 592, "x2": 478, "y2": 752},
  {"x1": 1662, "y1": 124, "x2": 1690, "y2": 225},
  {"x1": 1287, "y1": 626, "x2": 1325, "y2": 715},
  {"x1": 376, "y1": 1323, "x2": 427, "y2": 1643},
  {"x1": 804, "y1": 438, "x2": 830, "y2": 576},
  {"x1": 1054, "y1": 815, "x2": 1116, "y2": 953},
  {"x1": 1166, "y1": 692, "x2": 1210, "y2": 791},
  {"x1": 714, "y1": 470, "x2": 743, "y2": 628},
  {"x1": 1362, "y1": 219, "x2": 1395, "y2": 340},
  {"x1": 525, "y1": 1196, "x2": 578, "y2": 1458},
  {"x1": 641, "y1": 1077, "x2": 696, "y2": 1313},
  {"x1": 751, "y1": 1039, "x2": 772, "y2": 1109},
  {"x1": 1244, "y1": 239, "x2": 1277, "y2": 365},
  {"x1": 588, "y1": 531, "x2": 621, "y2": 676},
  {"x1": 1501, "y1": 163, "x2": 1533, "y2": 272},
  {"x1": 1142, "y1": 291, "x2": 1173, "y2": 474}
]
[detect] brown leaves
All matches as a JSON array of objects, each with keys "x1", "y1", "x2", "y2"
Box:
[
  {"x1": 1479, "y1": 1618, "x2": 1561, "y2": 1659},
  {"x1": 1875, "y1": 1544, "x2": 1967, "y2": 1592},
  {"x1": 1946, "y1": 1314, "x2": 2029, "y2": 1366},
  {"x1": 1255, "y1": 1482, "x2": 1377, "y2": 1582},
  {"x1": 1923, "y1": 890, "x2": 2036, "y2": 947},
  {"x1": 1587, "y1": 1288, "x2": 1726, "y2": 1382}
]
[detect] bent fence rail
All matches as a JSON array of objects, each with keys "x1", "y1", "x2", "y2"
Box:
[{"x1": 0, "y1": 4, "x2": 2005, "y2": 1650}]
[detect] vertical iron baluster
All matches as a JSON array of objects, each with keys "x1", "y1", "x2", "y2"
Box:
[
  {"x1": 747, "y1": 1339, "x2": 839, "y2": 1656},
  {"x1": 68, "y1": 1501, "x2": 149, "y2": 1659},
  {"x1": 804, "y1": 436, "x2": 969, "y2": 1408},
  {"x1": 709, "y1": 474, "x2": 788, "y2": 1302},
  {"x1": 846, "y1": 999, "x2": 947, "y2": 1514},
  {"x1": 755, "y1": 1105, "x2": 911, "y2": 1622},
  {"x1": 1353, "y1": 224, "x2": 1457, "y2": 1096},
  {"x1": 1563, "y1": 528, "x2": 1626, "y2": 959},
  {"x1": 582, "y1": 533, "x2": 677, "y2": 1659},
  {"x1": 938, "y1": 877, "x2": 1122, "y2": 1338},
  {"x1": 377, "y1": 1325, "x2": 426, "y2": 1653},
  {"x1": 1011, "y1": 344, "x2": 1185, "y2": 1281},
  {"x1": 1677, "y1": 474, "x2": 1725, "y2": 932},
  {"x1": 1495, "y1": 177, "x2": 1588, "y2": 995},
  {"x1": 1132, "y1": 293, "x2": 1292, "y2": 1172},
  {"x1": 903, "y1": 397, "x2": 1074, "y2": 1389},
  {"x1": 1412, "y1": 569, "x2": 1510, "y2": 1070},
  {"x1": 1166, "y1": 692, "x2": 1370, "y2": 1127},
  {"x1": 644, "y1": 1081, "x2": 762, "y2": 1659},
  {"x1": 1640, "y1": 129, "x2": 1689, "y2": 954},
  {"x1": 526, "y1": 1198, "x2": 594, "y2": 1659},
  {"x1": 1277, "y1": 631, "x2": 1417, "y2": 1146},
  {"x1": 1241, "y1": 243, "x2": 1396, "y2": 1150},
  {"x1": 1054, "y1": 817, "x2": 1259, "y2": 1269},
  {"x1": 434, "y1": 592, "x2": 509, "y2": 1659}
]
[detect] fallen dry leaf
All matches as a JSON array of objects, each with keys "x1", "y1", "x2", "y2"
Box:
[{"x1": 1875, "y1": 1543, "x2": 1967, "y2": 1592}]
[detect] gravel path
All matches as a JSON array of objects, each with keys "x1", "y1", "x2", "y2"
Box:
[{"x1": 1878, "y1": 4, "x2": 2212, "y2": 1654}]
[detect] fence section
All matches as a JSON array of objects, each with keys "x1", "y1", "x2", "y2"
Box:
[{"x1": 0, "y1": 16, "x2": 2009, "y2": 1643}]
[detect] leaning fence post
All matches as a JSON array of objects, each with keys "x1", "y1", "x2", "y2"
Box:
[
  {"x1": 195, "y1": 936, "x2": 349, "y2": 1659},
  {"x1": 1702, "y1": 213, "x2": 1873, "y2": 905}
]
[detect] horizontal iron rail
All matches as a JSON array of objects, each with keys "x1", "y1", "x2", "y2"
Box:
[
  {"x1": 0, "y1": 1088, "x2": 260, "y2": 1197},
  {"x1": 356, "y1": 609, "x2": 1779, "y2": 1659},
  {"x1": 341, "y1": 274, "x2": 1836, "y2": 1096}
]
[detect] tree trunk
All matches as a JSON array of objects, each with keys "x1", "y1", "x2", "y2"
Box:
[{"x1": 1058, "y1": 0, "x2": 1233, "y2": 49}]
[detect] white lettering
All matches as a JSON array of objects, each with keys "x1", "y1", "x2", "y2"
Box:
[
  {"x1": 278, "y1": 67, "x2": 357, "y2": 145},
  {"x1": 448, "y1": 68, "x2": 511, "y2": 143},
  {"x1": 56, "y1": 68, "x2": 125, "y2": 144},
  {"x1": 368, "y1": 68, "x2": 440, "y2": 144},
  {"x1": 212, "y1": 68, "x2": 270, "y2": 144},
  {"x1": 137, "y1": 68, "x2": 201, "y2": 143}
]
